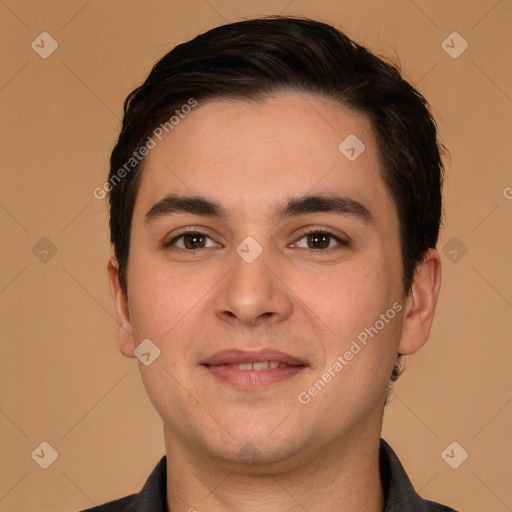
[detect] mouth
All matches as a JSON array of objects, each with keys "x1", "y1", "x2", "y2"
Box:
[
  {"x1": 222, "y1": 361, "x2": 291, "y2": 370},
  {"x1": 201, "y1": 349, "x2": 307, "y2": 389}
]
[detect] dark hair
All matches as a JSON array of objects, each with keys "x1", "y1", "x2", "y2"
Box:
[{"x1": 108, "y1": 16, "x2": 444, "y2": 384}]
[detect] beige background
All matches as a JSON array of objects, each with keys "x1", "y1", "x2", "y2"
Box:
[{"x1": 1, "y1": 0, "x2": 511, "y2": 511}]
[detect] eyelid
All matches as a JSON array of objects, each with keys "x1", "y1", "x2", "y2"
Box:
[
  {"x1": 164, "y1": 227, "x2": 222, "y2": 248},
  {"x1": 164, "y1": 225, "x2": 350, "y2": 251},
  {"x1": 292, "y1": 226, "x2": 350, "y2": 249}
]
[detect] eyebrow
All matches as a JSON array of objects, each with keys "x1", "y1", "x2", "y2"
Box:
[{"x1": 144, "y1": 193, "x2": 374, "y2": 225}]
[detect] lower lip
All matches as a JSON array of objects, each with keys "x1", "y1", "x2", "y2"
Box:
[{"x1": 204, "y1": 365, "x2": 305, "y2": 389}]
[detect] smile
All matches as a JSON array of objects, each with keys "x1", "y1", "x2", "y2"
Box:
[
  {"x1": 201, "y1": 349, "x2": 307, "y2": 389},
  {"x1": 226, "y1": 361, "x2": 289, "y2": 370}
]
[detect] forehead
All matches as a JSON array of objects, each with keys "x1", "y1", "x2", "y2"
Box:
[{"x1": 134, "y1": 92, "x2": 396, "y2": 227}]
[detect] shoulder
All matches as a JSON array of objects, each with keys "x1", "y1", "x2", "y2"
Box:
[
  {"x1": 74, "y1": 455, "x2": 167, "y2": 512},
  {"x1": 380, "y1": 439, "x2": 459, "y2": 512},
  {"x1": 79, "y1": 493, "x2": 138, "y2": 511},
  {"x1": 423, "y1": 501, "x2": 459, "y2": 511}
]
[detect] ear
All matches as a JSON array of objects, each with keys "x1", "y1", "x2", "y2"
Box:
[
  {"x1": 107, "y1": 257, "x2": 136, "y2": 358},
  {"x1": 398, "y1": 248, "x2": 442, "y2": 355}
]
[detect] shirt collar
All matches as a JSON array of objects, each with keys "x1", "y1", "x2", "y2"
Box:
[
  {"x1": 129, "y1": 439, "x2": 438, "y2": 511},
  {"x1": 379, "y1": 438, "x2": 433, "y2": 511}
]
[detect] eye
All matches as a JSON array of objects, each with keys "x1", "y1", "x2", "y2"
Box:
[
  {"x1": 165, "y1": 228, "x2": 348, "y2": 252},
  {"x1": 167, "y1": 230, "x2": 220, "y2": 250},
  {"x1": 292, "y1": 230, "x2": 348, "y2": 250}
]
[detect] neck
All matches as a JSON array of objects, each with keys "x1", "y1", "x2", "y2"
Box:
[{"x1": 164, "y1": 426, "x2": 385, "y2": 512}]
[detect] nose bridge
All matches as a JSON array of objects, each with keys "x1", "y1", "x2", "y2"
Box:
[{"x1": 213, "y1": 237, "x2": 293, "y2": 326}]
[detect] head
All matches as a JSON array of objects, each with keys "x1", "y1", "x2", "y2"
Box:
[{"x1": 106, "y1": 17, "x2": 443, "y2": 467}]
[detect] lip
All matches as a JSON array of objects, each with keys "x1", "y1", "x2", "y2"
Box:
[
  {"x1": 201, "y1": 349, "x2": 307, "y2": 389},
  {"x1": 201, "y1": 348, "x2": 307, "y2": 367}
]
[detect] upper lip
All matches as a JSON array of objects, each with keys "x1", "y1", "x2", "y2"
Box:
[{"x1": 201, "y1": 349, "x2": 307, "y2": 367}]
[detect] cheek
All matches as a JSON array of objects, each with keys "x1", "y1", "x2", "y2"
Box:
[
  {"x1": 126, "y1": 255, "x2": 182, "y2": 336},
  {"x1": 300, "y1": 253, "x2": 403, "y2": 390},
  {"x1": 126, "y1": 251, "x2": 223, "y2": 355},
  {"x1": 302, "y1": 257, "x2": 399, "y2": 339}
]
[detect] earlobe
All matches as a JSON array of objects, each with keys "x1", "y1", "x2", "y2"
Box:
[
  {"x1": 398, "y1": 249, "x2": 442, "y2": 356},
  {"x1": 107, "y1": 257, "x2": 136, "y2": 358}
]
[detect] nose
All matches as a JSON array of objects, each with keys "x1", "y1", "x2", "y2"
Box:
[{"x1": 213, "y1": 243, "x2": 293, "y2": 328}]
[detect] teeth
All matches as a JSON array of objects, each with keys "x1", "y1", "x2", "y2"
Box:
[
  {"x1": 253, "y1": 361, "x2": 269, "y2": 371},
  {"x1": 227, "y1": 361, "x2": 284, "y2": 371}
]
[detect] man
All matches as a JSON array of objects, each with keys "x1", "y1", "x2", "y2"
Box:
[{"x1": 86, "y1": 16, "x2": 457, "y2": 511}]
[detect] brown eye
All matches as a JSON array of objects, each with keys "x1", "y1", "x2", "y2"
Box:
[
  {"x1": 294, "y1": 231, "x2": 346, "y2": 250},
  {"x1": 182, "y1": 233, "x2": 207, "y2": 249},
  {"x1": 168, "y1": 231, "x2": 218, "y2": 250},
  {"x1": 306, "y1": 233, "x2": 331, "y2": 249}
]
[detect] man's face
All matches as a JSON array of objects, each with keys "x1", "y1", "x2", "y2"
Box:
[{"x1": 115, "y1": 93, "x2": 407, "y2": 466}]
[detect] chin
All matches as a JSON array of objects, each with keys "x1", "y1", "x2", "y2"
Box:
[
  {"x1": 201, "y1": 419, "x2": 308, "y2": 469},
  {"x1": 219, "y1": 436, "x2": 305, "y2": 473}
]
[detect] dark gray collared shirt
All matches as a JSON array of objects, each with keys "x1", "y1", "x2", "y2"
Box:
[{"x1": 80, "y1": 439, "x2": 458, "y2": 511}]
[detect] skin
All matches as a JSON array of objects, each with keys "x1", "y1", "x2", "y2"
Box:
[{"x1": 108, "y1": 92, "x2": 441, "y2": 512}]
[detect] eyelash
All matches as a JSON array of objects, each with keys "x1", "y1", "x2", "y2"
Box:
[
  {"x1": 165, "y1": 227, "x2": 349, "y2": 252},
  {"x1": 295, "y1": 227, "x2": 350, "y2": 250}
]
